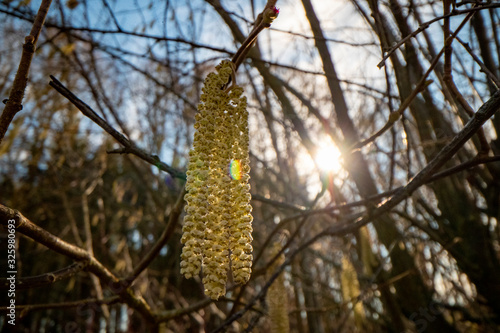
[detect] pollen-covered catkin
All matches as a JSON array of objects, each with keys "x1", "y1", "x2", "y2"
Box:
[
  {"x1": 266, "y1": 241, "x2": 289, "y2": 333},
  {"x1": 341, "y1": 257, "x2": 365, "y2": 328},
  {"x1": 180, "y1": 60, "x2": 253, "y2": 300},
  {"x1": 228, "y1": 86, "x2": 253, "y2": 285}
]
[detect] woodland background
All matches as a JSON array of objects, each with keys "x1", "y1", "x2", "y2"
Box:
[{"x1": 1, "y1": 0, "x2": 500, "y2": 332}]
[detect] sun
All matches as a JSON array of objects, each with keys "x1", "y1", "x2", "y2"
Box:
[{"x1": 314, "y1": 140, "x2": 343, "y2": 174}]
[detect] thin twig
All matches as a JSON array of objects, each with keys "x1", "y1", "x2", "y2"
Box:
[
  {"x1": 350, "y1": 8, "x2": 476, "y2": 152},
  {"x1": 0, "y1": 296, "x2": 120, "y2": 312},
  {"x1": 232, "y1": 0, "x2": 279, "y2": 71},
  {"x1": 376, "y1": 3, "x2": 500, "y2": 68},
  {"x1": 0, "y1": 204, "x2": 156, "y2": 322},
  {"x1": 326, "y1": 89, "x2": 500, "y2": 237},
  {"x1": 442, "y1": 3, "x2": 490, "y2": 155},
  {"x1": 456, "y1": 36, "x2": 500, "y2": 89},
  {"x1": 212, "y1": 89, "x2": 500, "y2": 332},
  {"x1": 253, "y1": 155, "x2": 500, "y2": 221},
  {"x1": 0, "y1": 0, "x2": 52, "y2": 144},
  {"x1": 0, "y1": 262, "x2": 87, "y2": 290},
  {"x1": 124, "y1": 187, "x2": 186, "y2": 286},
  {"x1": 156, "y1": 297, "x2": 213, "y2": 322},
  {"x1": 48, "y1": 76, "x2": 186, "y2": 180}
]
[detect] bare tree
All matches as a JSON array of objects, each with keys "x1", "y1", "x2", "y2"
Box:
[{"x1": 1, "y1": 0, "x2": 500, "y2": 332}]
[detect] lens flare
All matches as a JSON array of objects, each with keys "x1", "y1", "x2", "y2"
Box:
[
  {"x1": 315, "y1": 141, "x2": 342, "y2": 174},
  {"x1": 229, "y1": 159, "x2": 242, "y2": 180}
]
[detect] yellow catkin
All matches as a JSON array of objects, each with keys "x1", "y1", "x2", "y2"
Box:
[
  {"x1": 180, "y1": 60, "x2": 253, "y2": 299},
  {"x1": 359, "y1": 226, "x2": 377, "y2": 275},
  {"x1": 201, "y1": 64, "x2": 232, "y2": 299},
  {"x1": 341, "y1": 257, "x2": 365, "y2": 328},
  {"x1": 266, "y1": 241, "x2": 289, "y2": 333},
  {"x1": 180, "y1": 120, "x2": 210, "y2": 279},
  {"x1": 227, "y1": 85, "x2": 253, "y2": 285}
]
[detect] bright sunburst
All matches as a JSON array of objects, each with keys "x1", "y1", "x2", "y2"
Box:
[{"x1": 314, "y1": 140, "x2": 343, "y2": 174}]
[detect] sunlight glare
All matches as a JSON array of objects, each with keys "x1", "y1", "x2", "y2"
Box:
[{"x1": 315, "y1": 140, "x2": 343, "y2": 174}]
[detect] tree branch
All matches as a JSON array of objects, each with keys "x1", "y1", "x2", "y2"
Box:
[
  {"x1": 376, "y1": 2, "x2": 500, "y2": 68},
  {"x1": 326, "y1": 89, "x2": 500, "y2": 236},
  {"x1": 0, "y1": 204, "x2": 155, "y2": 322},
  {"x1": 0, "y1": 0, "x2": 52, "y2": 144},
  {"x1": 48, "y1": 76, "x2": 186, "y2": 180},
  {"x1": 214, "y1": 90, "x2": 500, "y2": 331},
  {"x1": 0, "y1": 262, "x2": 87, "y2": 290},
  {"x1": 124, "y1": 187, "x2": 186, "y2": 286},
  {"x1": 0, "y1": 296, "x2": 120, "y2": 312}
]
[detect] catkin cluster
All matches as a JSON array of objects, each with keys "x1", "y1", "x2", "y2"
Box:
[{"x1": 180, "y1": 60, "x2": 253, "y2": 300}]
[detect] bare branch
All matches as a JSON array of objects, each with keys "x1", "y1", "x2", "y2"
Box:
[
  {"x1": 0, "y1": 296, "x2": 120, "y2": 312},
  {"x1": 0, "y1": 0, "x2": 52, "y2": 144},
  {"x1": 0, "y1": 204, "x2": 155, "y2": 322},
  {"x1": 48, "y1": 76, "x2": 186, "y2": 180},
  {"x1": 124, "y1": 187, "x2": 186, "y2": 286},
  {"x1": 0, "y1": 262, "x2": 87, "y2": 290},
  {"x1": 327, "y1": 89, "x2": 500, "y2": 236},
  {"x1": 377, "y1": 3, "x2": 500, "y2": 68}
]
